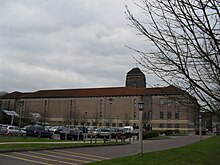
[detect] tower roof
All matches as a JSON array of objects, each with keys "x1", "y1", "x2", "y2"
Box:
[{"x1": 127, "y1": 68, "x2": 144, "y2": 75}]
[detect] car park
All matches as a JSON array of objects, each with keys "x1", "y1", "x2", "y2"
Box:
[
  {"x1": 59, "y1": 128, "x2": 84, "y2": 141},
  {"x1": 25, "y1": 125, "x2": 53, "y2": 139}
]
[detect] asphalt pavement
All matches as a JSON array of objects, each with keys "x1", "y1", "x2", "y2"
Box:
[{"x1": 0, "y1": 134, "x2": 213, "y2": 164}]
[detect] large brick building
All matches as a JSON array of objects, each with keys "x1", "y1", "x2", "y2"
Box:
[{"x1": 0, "y1": 68, "x2": 198, "y2": 131}]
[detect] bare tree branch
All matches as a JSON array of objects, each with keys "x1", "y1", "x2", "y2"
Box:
[{"x1": 125, "y1": 0, "x2": 220, "y2": 115}]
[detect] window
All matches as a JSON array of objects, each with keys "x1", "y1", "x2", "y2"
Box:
[
  {"x1": 167, "y1": 123, "x2": 172, "y2": 128},
  {"x1": 167, "y1": 99, "x2": 173, "y2": 106},
  {"x1": 160, "y1": 124, "x2": 164, "y2": 128},
  {"x1": 148, "y1": 111, "x2": 152, "y2": 120},
  {"x1": 167, "y1": 111, "x2": 172, "y2": 119},
  {"x1": 134, "y1": 99, "x2": 136, "y2": 107},
  {"x1": 143, "y1": 112, "x2": 147, "y2": 120},
  {"x1": 133, "y1": 112, "x2": 136, "y2": 119},
  {"x1": 174, "y1": 100, "x2": 180, "y2": 106},
  {"x1": 175, "y1": 124, "x2": 179, "y2": 128},
  {"x1": 160, "y1": 112, "x2": 164, "y2": 119},
  {"x1": 175, "y1": 111, "x2": 180, "y2": 119},
  {"x1": 160, "y1": 99, "x2": 166, "y2": 105}
]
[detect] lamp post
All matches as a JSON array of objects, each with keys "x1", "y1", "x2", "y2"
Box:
[
  {"x1": 199, "y1": 112, "x2": 202, "y2": 141},
  {"x1": 19, "y1": 101, "x2": 24, "y2": 128},
  {"x1": 84, "y1": 111, "x2": 88, "y2": 142},
  {"x1": 0, "y1": 100, "x2": 2, "y2": 111},
  {"x1": 43, "y1": 100, "x2": 47, "y2": 126},
  {"x1": 108, "y1": 98, "x2": 114, "y2": 141},
  {"x1": 138, "y1": 101, "x2": 144, "y2": 155}
]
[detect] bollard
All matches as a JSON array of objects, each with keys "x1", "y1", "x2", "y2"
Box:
[
  {"x1": 38, "y1": 132, "x2": 41, "y2": 139},
  {"x1": 90, "y1": 135, "x2": 92, "y2": 143},
  {"x1": 83, "y1": 134, "x2": 86, "y2": 142},
  {"x1": 65, "y1": 133, "x2": 67, "y2": 141},
  {"x1": 95, "y1": 136, "x2": 97, "y2": 144}
]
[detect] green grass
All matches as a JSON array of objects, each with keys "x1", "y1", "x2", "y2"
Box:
[
  {"x1": 87, "y1": 136, "x2": 220, "y2": 165},
  {"x1": 0, "y1": 135, "x2": 127, "y2": 152},
  {"x1": 0, "y1": 135, "x2": 60, "y2": 142}
]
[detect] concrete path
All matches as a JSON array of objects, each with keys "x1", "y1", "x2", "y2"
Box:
[{"x1": 58, "y1": 135, "x2": 213, "y2": 158}]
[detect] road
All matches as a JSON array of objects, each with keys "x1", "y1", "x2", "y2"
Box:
[{"x1": 0, "y1": 135, "x2": 212, "y2": 165}]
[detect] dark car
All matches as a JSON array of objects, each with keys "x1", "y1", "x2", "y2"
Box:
[
  {"x1": 25, "y1": 125, "x2": 53, "y2": 139},
  {"x1": 59, "y1": 128, "x2": 84, "y2": 141},
  {"x1": 55, "y1": 126, "x2": 67, "y2": 134},
  {"x1": 76, "y1": 126, "x2": 88, "y2": 133}
]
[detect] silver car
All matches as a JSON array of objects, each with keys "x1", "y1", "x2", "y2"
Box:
[{"x1": 6, "y1": 125, "x2": 26, "y2": 136}]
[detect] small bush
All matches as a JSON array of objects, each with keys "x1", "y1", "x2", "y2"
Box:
[{"x1": 143, "y1": 131, "x2": 159, "y2": 139}]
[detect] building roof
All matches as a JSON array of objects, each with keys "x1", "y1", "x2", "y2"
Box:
[
  {"x1": 0, "y1": 85, "x2": 187, "y2": 99},
  {"x1": 0, "y1": 91, "x2": 31, "y2": 99},
  {"x1": 127, "y1": 67, "x2": 145, "y2": 75}
]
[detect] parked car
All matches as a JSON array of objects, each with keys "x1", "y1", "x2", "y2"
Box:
[
  {"x1": 98, "y1": 128, "x2": 110, "y2": 138},
  {"x1": 55, "y1": 126, "x2": 67, "y2": 134},
  {"x1": 76, "y1": 126, "x2": 88, "y2": 133},
  {"x1": 59, "y1": 128, "x2": 84, "y2": 141},
  {"x1": 124, "y1": 126, "x2": 135, "y2": 134},
  {"x1": 0, "y1": 124, "x2": 9, "y2": 134},
  {"x1": 87, "y1": 128, "x2": 100, "y2": 137},
  {"x1": 6, "y1": 125, "x2": 26, "y2": 136},
  {"x1": 49, "y1": 126, "x2": 59, "y2": 133},
  {"x1": 25, "y1": 125, "x2": 53, "y2": 139}
]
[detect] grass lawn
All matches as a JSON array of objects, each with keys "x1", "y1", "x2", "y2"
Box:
[
  {"x1": 0, "y1": 135, "x2": 127, "y2": 151},
  {"x1": 87, "y1": 136, "x2": 220, "y2": 165},
  {"x1": 0, "y1": 135, "x2": 60, "y2": 142}
]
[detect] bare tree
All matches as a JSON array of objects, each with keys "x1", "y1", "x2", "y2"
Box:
[
  {"x1": 125, "y1": 0, "x2": 220, "y2": 118},
  {"x1": 123, "y1": 112, "x2": 131, "y2": 126}
]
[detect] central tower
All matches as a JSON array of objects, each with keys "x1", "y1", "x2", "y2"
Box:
[{"x1": 125, "y1": 68, "x2": 146, "y2": 88}]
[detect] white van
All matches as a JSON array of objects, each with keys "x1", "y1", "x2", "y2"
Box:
[{"x1": 123, "y1": 126, "x2": 134, "y2": 134}]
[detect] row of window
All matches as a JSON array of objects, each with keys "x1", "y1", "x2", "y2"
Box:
[
  {"x1": 160, "y1": 123, "x2": 180, "y2": 128},
  {"x1": 160, "y1": 111, "x2": 180, "y2": 119},
  {"x1": 160, "y1": 98, "x2": 180, "y2": 106}
]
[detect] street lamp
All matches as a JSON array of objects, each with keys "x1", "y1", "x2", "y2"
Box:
[
  {"x1": 43, "y1": 100, "x2": 47, "y2": 126},
  {"x1": 84, "y1": 111, "x2": 88, "y2": 142},
  {"x1": 199, "y1": 112, "x2": 202, "y2": 141},
  {"x1": 19, "y1": 101, "x2": 24, "y2": 128},
  {"x1": 138, "y1": 101, "x2": 144, "y2": 155},
  {"x1": 108, "y1": 98, "x2": 114, "y2": 141}
]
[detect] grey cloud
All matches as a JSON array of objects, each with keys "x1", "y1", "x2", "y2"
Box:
[{"x1": 0, "y1": 0, "x2": 151, "y2": 92}]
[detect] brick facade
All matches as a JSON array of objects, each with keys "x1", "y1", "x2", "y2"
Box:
[{"x1": 0, "y1": 68, "x2": 199, "y2": 132}]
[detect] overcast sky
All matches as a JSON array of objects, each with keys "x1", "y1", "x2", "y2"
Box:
[{"x1": 0, "y1": 0, "x2": 159, "y2": 93}]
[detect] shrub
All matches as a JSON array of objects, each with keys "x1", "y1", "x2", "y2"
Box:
[{"x1": 143, "y1": 131, "x2": 159, "y2": 139}]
